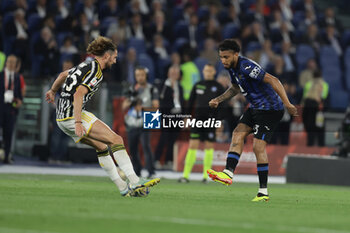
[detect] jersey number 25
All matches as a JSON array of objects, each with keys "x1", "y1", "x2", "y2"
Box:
[{"x1": 63, "y1": 69, "x2": 82, "y2": 92}]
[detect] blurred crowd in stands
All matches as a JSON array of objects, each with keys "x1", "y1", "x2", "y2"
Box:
[
  {"x1": 1, "y1": 0, "x2": 350, "y2": 101},
  {"x1": 1, "y1": 0, "x2": 350, "y2": 164}
]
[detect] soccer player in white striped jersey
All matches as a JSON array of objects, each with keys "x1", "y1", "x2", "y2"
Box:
[{"x1": 45, "y1": 36, "x2": 160, "y2": 197}]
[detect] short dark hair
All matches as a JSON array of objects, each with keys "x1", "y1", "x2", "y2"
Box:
[
  {"x1": 135, "y1": 66, "x2": 149, "y2": 74},
  {"x1": 204, "y1": 63, "x2": 215, "y2": 68},
  {"x1": 135, "y1": 66, "x2": 149, "y2": 79},
  {"x1": 218, "y1": 39, "x2": 240, "y2": 53}
]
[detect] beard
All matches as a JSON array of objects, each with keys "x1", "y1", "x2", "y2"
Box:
[
  {"x1": 224, "y1": 60, "x2": 235, "y2": 68},
  {"x1": 105, "y1": 62, "x2": 114, "y2": 69}
]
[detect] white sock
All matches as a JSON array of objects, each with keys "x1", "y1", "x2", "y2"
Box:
[
  {"x1": 98, "y1": 155, "x2": 127, "y2": 192},
  {"x1": 259, "y1": 188, "x2": 268, "y2": 195},
  {"x1": 112, "y1": 150, "x2": 140, "y2": 185},
  {"x1": 116, "y1": 166, "x2": 127, "y2": 181},
  {"x1": 223, "y1": 169, "x2": 233, "y2": 178}
]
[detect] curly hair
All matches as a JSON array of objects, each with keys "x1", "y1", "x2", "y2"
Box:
[
  {"x1": 86, "y1": 36, "x2": 117, "y2": 56},
  {"x1": 218, "y1": 39, "x2": 241, "y2": 53}
]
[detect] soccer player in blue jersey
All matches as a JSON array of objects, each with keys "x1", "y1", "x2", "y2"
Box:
[{"x1": 207, "y1": 39, "x2": 297, "y2": 202}]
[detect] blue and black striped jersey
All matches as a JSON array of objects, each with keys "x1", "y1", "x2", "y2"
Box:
[{"x1": 227, "y1": 56, "x2": 283, "y2": 111}]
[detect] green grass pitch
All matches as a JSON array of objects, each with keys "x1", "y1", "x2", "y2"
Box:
[{"x1": 0, "y1": 174, "x2": 349, "y2": 233}]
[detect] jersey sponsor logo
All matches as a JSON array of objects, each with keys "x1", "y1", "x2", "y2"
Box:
[
  {"x1": 249, "y1": 66, "x2": 261, "y2": 79},
  {"x1": 244, "y1": 65, "x2": 251, "y2": 70},
  {"x1": 60, "y1": 92, "x2": 70, "y2": 97}
]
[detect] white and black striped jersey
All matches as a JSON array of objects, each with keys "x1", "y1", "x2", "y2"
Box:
[{"x1": 56, "y1": 59, "x2": 103, "y2": 120}]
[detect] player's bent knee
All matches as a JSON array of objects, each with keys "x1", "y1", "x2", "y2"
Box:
[
  {"x1": 110, "y1": 134, "x2": 124, "y2": 145},
  {"x1": 104, "y1": 133, "x2": 124, "y2": 146},
  {"x1": 231, "y1": 132, "x2": 245, "y2": 144}
]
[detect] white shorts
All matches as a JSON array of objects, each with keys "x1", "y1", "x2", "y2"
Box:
[{"x1": 57, "y1": 110, "x2": 98, "y2": 143}]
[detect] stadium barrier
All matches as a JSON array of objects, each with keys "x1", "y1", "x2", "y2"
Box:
[
  {"x1": 174, "y1": 137, "x2": 334, "y2": 175},
  {"x1": 286, "y1": 156, "x2": 350, "y2": 186}
]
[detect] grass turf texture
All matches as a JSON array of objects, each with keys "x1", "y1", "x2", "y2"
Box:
[{"x1": 0, "y1": 174, "x2": 349, "y2": 233}]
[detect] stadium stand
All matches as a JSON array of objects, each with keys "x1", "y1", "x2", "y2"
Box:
[
  {"x1": 296, "y1": 44, "x2": 315, "y2": 73},
  {"x1": 0, "y1": 0, "x2": 349, "y2": 111}
]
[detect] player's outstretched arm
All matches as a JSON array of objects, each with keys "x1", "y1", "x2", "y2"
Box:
[
  {"x1": 209, "y1": 84, "x2": 240, "y2": 108},
  {"x1": 45, "y1": 69, "x2": 70, "y2": 104},
  {"x1": 263, "y1": 73, "x2": 298, "y2": 116}
]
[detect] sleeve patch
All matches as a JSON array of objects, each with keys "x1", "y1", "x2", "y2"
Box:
[
  {"x1": 89, "y1": 78, "x2": 98, "y2": 87},
  {"x1": 249, "y1": 66, "x2": 261, "y2": 79}
]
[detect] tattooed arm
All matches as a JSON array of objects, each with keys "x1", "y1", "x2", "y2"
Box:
[{"x1": 209, "y1": 84, "x2": 240, "y2": 108}]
